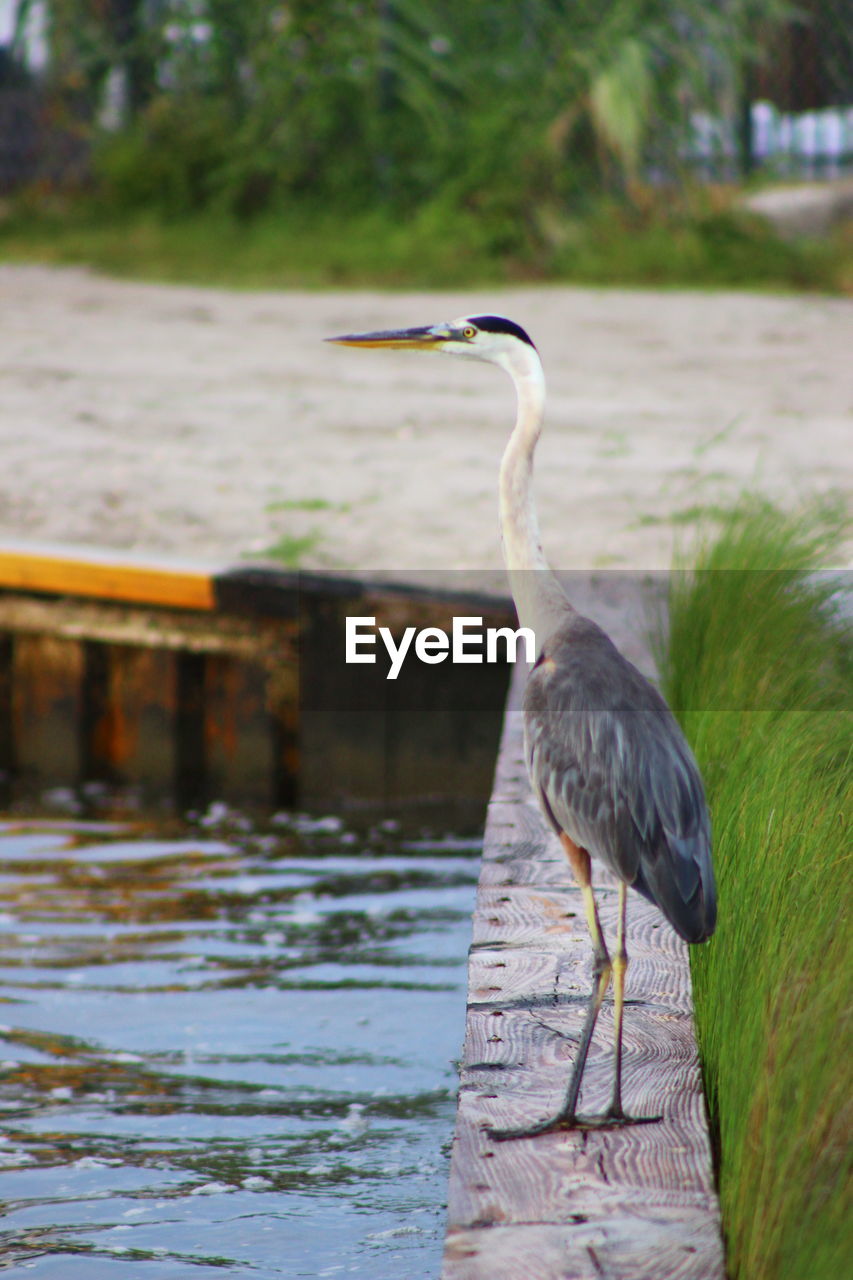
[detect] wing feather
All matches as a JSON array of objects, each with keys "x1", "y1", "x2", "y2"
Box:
[{"x1": 524, "y1": 616, "x2": 716, "y2": 943}]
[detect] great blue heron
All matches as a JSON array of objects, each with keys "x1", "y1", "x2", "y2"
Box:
[{"x1": 327, "y1": 314, "x2": 716, "y2": 1138}]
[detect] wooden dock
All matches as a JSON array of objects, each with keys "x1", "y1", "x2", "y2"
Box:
[
  {"x1": 441, "y1": 663, "x2": 725, "y2": 1280},
  {"x1": 0, "y1": 541, "x2": 514, "y2": 817}
]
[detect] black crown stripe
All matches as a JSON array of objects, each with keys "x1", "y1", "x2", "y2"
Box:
[{"x1": 467, "y1": 315, "x2": 536, "y2": 348}]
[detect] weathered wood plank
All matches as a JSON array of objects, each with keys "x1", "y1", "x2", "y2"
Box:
[
  {"x1": 444, "y1": 1209, "x2": 721, "y2": 1280},
  {"x1": 441, "y1": 662, "x2": 725, "y2": 1280},
  {"x1": 0, "y1": 593, "x2": 294, "y2": 657},
  {"x1": 12, "y1": 634, "x2": 84, "y2": 789},
  {"x1": 0, "y1": 542, "x2": 216, "y2": 611}
]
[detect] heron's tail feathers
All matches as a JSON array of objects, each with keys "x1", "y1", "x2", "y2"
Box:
[{"x1": 633, "y1": 838, "x2": 716, "y2": 944}]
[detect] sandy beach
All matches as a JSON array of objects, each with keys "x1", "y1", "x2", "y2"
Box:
[{"x1": 1, "y1": 264, "x2": 850, "y2": 581}]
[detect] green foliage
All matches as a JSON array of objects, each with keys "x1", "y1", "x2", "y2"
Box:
[
  {"x1": 18, "y1": 0, "x2": 837, "y2": 293},
  {"x1": 36, "y1": 0, "x2": 793, "y2": 222},
  {"x1": 13, "y1": 0, "x2": 845, "y2": 290},
  {"x1": 93, "y1": 97, "x2": 234, "y2": 215},
  {"x1": 588, "y1": 37, "x2": 654, "y2": 179},
  {"x1": 546, "y1": 201, "x2": 847, "y2": 290},
  {"x1": 1, "y1": 197, "x2": 847, "y2": 293},
  {"x1": 658, "y1": 499, "x2": 852, "y2": 1280}
]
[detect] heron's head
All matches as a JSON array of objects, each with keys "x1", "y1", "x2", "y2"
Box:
[{"x1": 326, "y1": 314, "x2": 537, "y2": 374}]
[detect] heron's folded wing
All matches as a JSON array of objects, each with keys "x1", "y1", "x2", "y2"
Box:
[{"x1": 523, "y1": 623, "x2": 715, "y2": 942}]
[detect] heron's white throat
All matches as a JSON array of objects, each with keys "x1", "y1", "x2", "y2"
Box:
[{"x1": 496, "y1": 342, "x2": 574, "y2": 648}]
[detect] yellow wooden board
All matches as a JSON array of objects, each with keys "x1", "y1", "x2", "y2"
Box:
[{"x1": 0, "y1": 546, "x2": 216, "y2": 611}]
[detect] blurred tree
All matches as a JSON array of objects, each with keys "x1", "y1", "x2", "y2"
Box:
[{"x1": 27, "y1": 0, "x2": 798, "y2": 215}]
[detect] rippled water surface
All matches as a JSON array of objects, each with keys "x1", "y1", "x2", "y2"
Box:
[{"x1": 0, "y1": 810, "x2": 480, "y2": 1278}]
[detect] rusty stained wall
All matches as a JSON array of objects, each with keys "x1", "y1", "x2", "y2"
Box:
[
  {"x1": 0, "y1": 629, "x2": 298, "y2": 811},
  {"x1": 297, "y1": 590, "x2": 512, "y2": 822},
  {"x1": 0, "y1": 570, "x2": 515, "y2": 817}
]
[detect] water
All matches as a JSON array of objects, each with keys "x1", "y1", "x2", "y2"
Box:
[{"x1": 0, "y1": 809, "x2": 480, "y2": 1278}]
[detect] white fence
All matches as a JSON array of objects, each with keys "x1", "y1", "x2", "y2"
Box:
[{"x1": 689, "y1": 101, "x2": 853, "y2": 179}]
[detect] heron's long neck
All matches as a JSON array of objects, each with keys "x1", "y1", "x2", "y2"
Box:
[{"x1": 498, "y1": 347, "x2": 573, "y2": 647}]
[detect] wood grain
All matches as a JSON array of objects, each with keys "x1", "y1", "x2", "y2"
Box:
[
  {"x1": 441, "y1": 663, "x2": 725, "y2": 1280},
  {"x1": 0, "y1": 543, "x2": 216, "y2": 610}
]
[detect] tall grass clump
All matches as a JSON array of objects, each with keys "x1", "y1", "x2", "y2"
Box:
[{"x1": 658, "y1": 499, "x2": 851, "y2": 1280}]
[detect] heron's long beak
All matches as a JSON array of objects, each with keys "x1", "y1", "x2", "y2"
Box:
[{"x1": 325, "y1": 325, "x2": 447, "y2": 350}]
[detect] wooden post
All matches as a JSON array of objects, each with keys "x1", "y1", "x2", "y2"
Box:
[{"x1": 441, "y1": 664, "x2": 725, "y2": 1280}]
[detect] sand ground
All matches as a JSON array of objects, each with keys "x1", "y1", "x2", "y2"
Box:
[{"x1": 1, "y1": 264, "x2": 850, "y2": 583}]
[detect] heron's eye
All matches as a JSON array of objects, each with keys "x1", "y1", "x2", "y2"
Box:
[{"x1": 463, "y1": 326, "x2": 477, "y2": 339}]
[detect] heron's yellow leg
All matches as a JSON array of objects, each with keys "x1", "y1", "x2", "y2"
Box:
[
  {"x1": 558, "y1": 836, "x2": 611, "y2": 1121},
  {"x1": 610, "y1": 881, "x2": 629, "y2": 1118},
  {"x1": 561, "y1": 834, "x2": 611, "y2": 978},
  {"x1": 487, "y1": 836, "x2": 660, "y2": 1140}
]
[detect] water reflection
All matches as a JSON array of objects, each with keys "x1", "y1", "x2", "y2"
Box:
[{"x1": 0, "y1": 811, "x2": 479, "y2": 1278}]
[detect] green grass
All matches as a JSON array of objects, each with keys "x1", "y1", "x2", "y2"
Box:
[
  {"x1": 657, "y1": 499, "x2": 851, "y2": 1280},
  {"x1": 0, "y1": 196, "x2": 849, "y2": 293},
  {"x1": 0, "y1": 204, "x2": 513, "y2": 289},
  {"x1": 256, "y1": 531, "x2": 322, "y2": 567},
  {"x1": 634, "y1": 502, "x2": 737, "y2": 528},
  {"x1": 265, "y1": 498, "x2": 348, "y2": 514}
]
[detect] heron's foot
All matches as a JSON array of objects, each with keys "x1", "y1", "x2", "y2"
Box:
[
  {"x1": 572, "y1": 1107, "x2": 662, "y2": 1131},
  {"x1": 485, "y1": 1106, "x2": 662, "y2": 1141},
  {"x1": 486, "y1": 1114, "x2": 571, "y2": 1141}
]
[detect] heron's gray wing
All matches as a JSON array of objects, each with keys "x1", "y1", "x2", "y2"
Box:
[{"x1": 523, "y1": 617, "x2": 716, "y2": 943}]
